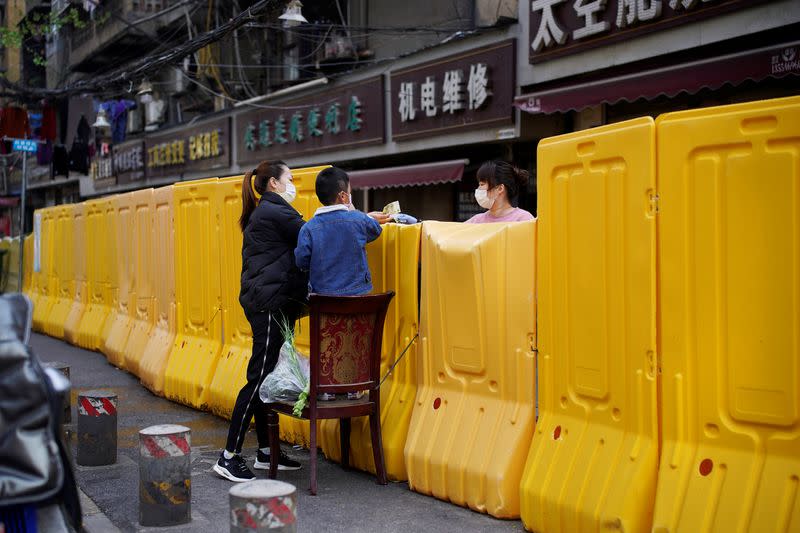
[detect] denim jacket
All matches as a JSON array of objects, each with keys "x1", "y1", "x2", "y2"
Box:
[{"x1": 295, "y1": 206, "x2": 382, "y2": 296}]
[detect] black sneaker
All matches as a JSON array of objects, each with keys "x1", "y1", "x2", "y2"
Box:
[
  {"x1": 213, "y1": 454, "x2": 256, "y2": 482},
  {"x1": 253, "y1": 449, "x2": 302, "y2": 471}
]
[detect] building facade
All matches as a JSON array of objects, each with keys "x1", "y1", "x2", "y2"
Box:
[{"x1": 2, "y1": 0, "x2": 797, "y2": 236}]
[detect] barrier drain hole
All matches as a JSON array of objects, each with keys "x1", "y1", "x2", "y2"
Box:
[
  {"x1": 553, "y1": 425, "x2": 562, "y2": 440},
  {"x1": 489, "y1": 380, "x2": 499, "y2": 392},
  {"x1": 699, "y1": 459, "x2": 713, "y2": 476},
  {"x1": 433, "y1": 397, "x2": 442, "y2": 410},
  {"x1": 437, "y1": 372, "x2": 446, "y2": 383}
]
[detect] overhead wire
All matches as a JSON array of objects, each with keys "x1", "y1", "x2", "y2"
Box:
[{"x1": 0, "y1": 0, "x2": 282, "y2": 99}]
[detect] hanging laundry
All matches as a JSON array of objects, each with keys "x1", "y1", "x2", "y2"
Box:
[
  {"x1": 0, "y1": 106, "x2": 31, "y2": 139},
  {"x1": 53, "y1": 145, "x2": 69, "y2": 177},
  {"x1": 111, "y1": 100, "x2": 136, "y2": 143},
  {"x1": 41, "y1": 103, "x2": 57, "y2": 141},
  {"x1": 69, "y1": 115, "x2": 92, "y2": 175},
  {"x1": 37, "y1": 141, "x2": 54, "y2": 166}
]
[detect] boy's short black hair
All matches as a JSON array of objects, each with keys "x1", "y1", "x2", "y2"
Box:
[{"x1": 316, "y1": 166, "x2": 350, "y2": 205}]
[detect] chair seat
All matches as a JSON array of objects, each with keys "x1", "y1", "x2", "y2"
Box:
[{"x1": 268, "y1": 397, "x2": 375, "y2": 420}]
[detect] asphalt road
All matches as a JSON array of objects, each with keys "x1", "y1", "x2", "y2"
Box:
[{"x1": 30, "y1": 333, "x2": 525, "y2": 533}]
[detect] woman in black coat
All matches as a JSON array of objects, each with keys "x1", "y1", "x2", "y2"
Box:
[{"x1": 214, "y1": 159, "x2": 306, "y2": 482}]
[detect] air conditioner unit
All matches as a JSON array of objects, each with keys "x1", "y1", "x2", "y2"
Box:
[
  {"x1": 322, "y1": 34, "x2": 355, "y2": 61},
  {"x1": 162, "y1": 66, "x2": 188, "y2": 96}
]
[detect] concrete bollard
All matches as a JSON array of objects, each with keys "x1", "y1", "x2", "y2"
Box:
[
  {"x1": 229, "y1": 480, "x2": 297, "y2": 533},
  {"x1": 43, "y1": 361, "x2": 71, "y2": 424},
  {"x1": 139, "y1": 424, "x2": 191, "y2": 527},
  {"x1": 76, "y1": 390, "x2": 117, "y2": 466}
]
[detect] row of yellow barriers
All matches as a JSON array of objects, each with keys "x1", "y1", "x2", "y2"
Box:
[{"x1": 23, "y1": 96, "x2": 799, "y2": 531}]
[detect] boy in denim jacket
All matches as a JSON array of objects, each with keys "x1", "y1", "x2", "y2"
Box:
[
  {"x1": 295, "y1": 166, "x2": 382, "y2": 297},
  {"x1": 295, "y1": 167, "x2": 383, "y2": 400}
]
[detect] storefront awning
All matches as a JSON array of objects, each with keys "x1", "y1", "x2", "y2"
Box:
[
  {"x1": 515, "y1": 41, "x2": 800, "y2": 114},
  {"x1": 349, "y1": 159, "x2": 468, "y2": 190}
]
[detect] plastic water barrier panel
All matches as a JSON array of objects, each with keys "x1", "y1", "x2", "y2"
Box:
[
  {"x1": 43, "y1": 205, "x2": 75, "y2": 338},
  {"x1": 164, "y1": 178, "x2": 224, "y2": 410},
  {"x1": 103, "y1": 192, "x2": 137, "y2": 368},
  {"x1": 76, "y1": 197, "x2": 115, "y2": 351},
  {"x1": 63, "y1": 203, "x2": 88, "y2": 344},
  {"x1": 652, "y1": 96, "x2": 800, "y2": 532},
  {"x1": 208, "y1": 176, "x2": 254, "y2": 419},
  {"x1": 319, "y1": 223, "x2": 422, "y2": 481},
  {"x1": 98, "y1": 198, "x2": 121, "y2": 347},
  {"x1": 123, "y1": 189, "x2": 157, "y2": 376},
  {"x1": 520, "y1": 118, "x2": 659, "y2": 532},
  {"x1": 31, "y1": 207, "x2": 56, "y2": 333},
  {"x1": 2, "y1": 237, "x2": 19, "y2": 293},
  {"x1": 405, "y1": 220, "x2": 537, "y2": 518},
  {"x1": 139, "y1": 186, "x2": 176, "y2": 396}
]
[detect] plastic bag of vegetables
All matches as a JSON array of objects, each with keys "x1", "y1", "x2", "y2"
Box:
[{"x1": 259, "y1": 320, "x2": 310, "y2": 416}]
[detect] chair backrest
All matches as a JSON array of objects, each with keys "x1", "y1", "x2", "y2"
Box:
[{"x1": 308, "y1": 291, "x2": 395, "y2": 396}]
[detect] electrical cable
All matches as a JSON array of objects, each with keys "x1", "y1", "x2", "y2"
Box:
[{"x1": 0, "y1": 0, "x2": 281, "y2": 99}]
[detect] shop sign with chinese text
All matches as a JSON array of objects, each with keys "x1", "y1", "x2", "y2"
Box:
[
  {"x1": 90, "y1": 142, "x2": 116, "y2": 189},
  {"x1": 391, "y1": 40, "x2": 515, "y2": 141},
  {"x1": 145, "y1": 116, "x2": 231, "y2": 178},
  {"x1": 236, "y1": 77, "x2": 384, "y2": 167},
  {"x1": 113, "y1": 140, "x2": 145, "y2": 185},
  {"x1": 529, "y1": 0, "x2": 771, "y2": 64}
]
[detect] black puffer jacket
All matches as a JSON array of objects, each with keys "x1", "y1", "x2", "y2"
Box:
[{"x1": 239, "y1": 191, "x2": 309, "y2": 315}]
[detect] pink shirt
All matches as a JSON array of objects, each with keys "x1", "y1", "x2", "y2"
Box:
[{"x1": 465, "y1": 208, "x2": 534, "y2": 224}]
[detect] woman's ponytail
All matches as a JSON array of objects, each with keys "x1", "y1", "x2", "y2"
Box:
[
  {"x1": 239, "y1": 168, "x2": 258, "y2": 231},
  {"x1": 239, "y1": 160, "x2": 288, "y2": 232}
]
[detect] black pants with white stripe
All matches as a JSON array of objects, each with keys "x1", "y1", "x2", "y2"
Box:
[{"x1": 225, "y1": 305, "x2": 300, "y2": 454}]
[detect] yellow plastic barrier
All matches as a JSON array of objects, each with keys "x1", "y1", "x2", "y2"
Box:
[
  {"x1": 43, "y1": 205, "x2": 75, "y2": 339},
  {"x1": 32, "y1": 207, "x2": 57, "y2": 331},
  {"x1": 520, "y1": 118, "x2": 658, "y2": 531},
  {"x1": 98, "y1": 198, "x2": 121, "y2": 347},
  {"x1": 207, "y1": 176, "x2": 253, "y2": 418},
  {"x1": 139, "y1": 186, "x2": 176, "y2": 396},
  {"x1": 22, "y1": 235, "x2": 32, "y2": 294},
  {"x1": 123, "y1": 189, "x2": 156, "y2": 376},
  {"x1": 319, "y1": 223, "x2": 421, "y2": 481},
  {"x1": 1, "y1": 237, "x2": 19, "y2": 293},
  {"x1": 63, "y1": 203, "x2": 88, "y2": 344},
  {"x1": 103, "y1": 193, "x2": 137, "y2": 367},
  {"x1": 405, "y1": 220, "x2": 537, "y2": 518},
  {"x1": 653, "y1": 97, "x2": 800, "y2": 532},
  {"x1": 75, "y1": 197, "x2": 115, "y2": 351},
  {"x1": 163, "y1": 178, "x2": 224, "y2": 410}
]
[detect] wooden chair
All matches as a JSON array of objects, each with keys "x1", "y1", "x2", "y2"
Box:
[{"x1": 266, "y1": 291, "x2": 395, "y2": 495}]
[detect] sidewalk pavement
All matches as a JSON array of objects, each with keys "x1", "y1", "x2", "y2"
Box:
[{"x1": 31, "y1": 333, "x2": 525, "y2": 533}]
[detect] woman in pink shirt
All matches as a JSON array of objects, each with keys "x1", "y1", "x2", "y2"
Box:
[{"x1": 465, "y1": 160, "x2": 534, "y2": 223}]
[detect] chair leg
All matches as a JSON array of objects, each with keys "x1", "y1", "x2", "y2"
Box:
[
  {"x1": 309, "y1": 417, "x2": 318, "y2": 496},
  {"x1": 369, "y1": 411, "x2": 387, "y2": 485},
  {"x1": 267, "y1": 410, "x2": 279, "y2": 480},
  {"x1": 340, "y1": 418, "x2": 351, "y2": 469}
]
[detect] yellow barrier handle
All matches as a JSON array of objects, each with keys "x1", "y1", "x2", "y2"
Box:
[{"x1": 375, "y1": 333, "x2": 419, "y2": 389}]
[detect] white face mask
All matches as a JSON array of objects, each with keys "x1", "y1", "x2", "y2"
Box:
[
  {"x1": 475, "y1": 188, "x2": 494, "y2": 209},
  {"x1": 278, "y1": 181, "x2": 297, "y2": 204}
]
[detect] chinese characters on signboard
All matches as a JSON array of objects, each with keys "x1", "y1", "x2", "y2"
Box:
[
  {"x1": 391, "y1": 40, "x2": 515, "y2": 141},
  {"x1": 90, "y1": 142, "x2": 115, "y2": 189},
  {"x1": 113, "y1": 141, "x2": 145, "y2": 185},
  {"x1": 145, "y1": 116, "x2": 231, "y2": 178},
  {"x1": 529, "y1": 0, "x2": 768, "y2": 63},
  {"x1": 236, "y1": 77, "x2": 383, "y2": 167}
]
